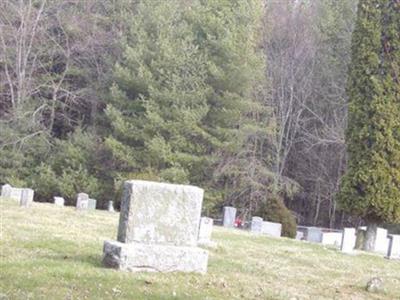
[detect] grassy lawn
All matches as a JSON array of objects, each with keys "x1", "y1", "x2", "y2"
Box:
[{"x1": 1, "y1": 198, "x2": 400, "y2": 300}]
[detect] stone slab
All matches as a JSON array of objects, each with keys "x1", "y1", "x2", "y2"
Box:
[
  {"x1": 222, "y1": 206, "x2": 236, "y2": 228},
  {"x1": 1, "y1": 184, "x2": 12, "y2": 198},
  {"x1": 103, "y1": 240, "x2": 208, "y2": 273},
  {"x1": 261, "y1": 221, "x2": 282, "y2": 237},
  {"x1": 117, "y1": 180, "x2": 204, "y2": 247},
  {"x1": 321, "y1": 232, "x2": 343, "y2": 247},
  {"x1": 341, "y1": 228, "x2": 356, "y2": 254},
  {"x1": 20, "y1": 188, "x2": 34, "y2": 207},
  {"x1": 88, "y1": 198, "x2": 97, "y2": 210},
  {"x1": 296, "y1": 231, "x2": 304, "y2": 240},
  {"x1": 374, "y1": 227, "x2": 389, "y2": 254},
  {"x1": 387, "y1": 235, "x2": 400, "y2": 259},
  {"x1": 306, "y1": 227, "x2": 323, "y2": 243},
  {"x1": 54, "y1": 197, "x2": 65, "y2": 206},
  {"x1": 251, "y1": 217, "x2": 263, "y2": 233},
  {"x1": 108, "y1": 201, "x2": 115, "y2": 212},
  {"x1": 198, "y1": 217, "x2": 213, "y2": 243},
  {"x1": 76, "y1": 193, "x2": 89, "y2": 210}
]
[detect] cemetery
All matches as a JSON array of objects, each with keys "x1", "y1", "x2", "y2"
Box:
[
  {"x1": 1, "y1": 1, "x2": 400, "y2": 298},
  {"x1": 1, "y1": 180, "x2": 400, "y2": 299}
]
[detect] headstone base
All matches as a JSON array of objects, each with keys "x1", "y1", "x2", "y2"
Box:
[{"x1": 103, "y1": 240, "x2": 208, "y2": 273}]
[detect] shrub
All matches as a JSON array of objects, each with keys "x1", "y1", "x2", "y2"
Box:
[{"x1": 257, "y1": 195, "x2": 297, "y2": 238}]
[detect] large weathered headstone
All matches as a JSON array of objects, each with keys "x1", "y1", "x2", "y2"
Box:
[
  {"x1": 387, "y1": 234, "x2": 400, "y2": 260},
  {"x1": 374, "y1": 227, "x2": 389, "y2": 254},
  {"x1": 341, "y1": 228, "x2": 356, "y2": 253},
  {"x1": 198, "y1": 217, "x2": 216, "y2": 248},
  {"x1": 54, "y1": 197, "x2": 65, "y2": 206},
  {"x1": 250, "y1": 216, "x2": 263, "y2": 234},
  {"x1": 107, "y1": 201, "x2": 115, "y2": 212},
  {"x1": 103, "y1": 180, "x2": 208, "y2": 273},
  {"x1": 261, "y1": 221, "x2": 282, "y2": 237},
  {"x1": 76, "y1": 193, "x2": 89, "y2": 210},
  {"x1": 1, "y1": 184, "x2": 12, "y2": 198},
  {"x1": 306, "y1": 227, "x2": 323, "y2": 243},
  {"x1": 20, "y1": 188, "x2": 34, "y2": 207},
  {"x1": 222, "y1": 206, "x2": 236, "y2": 228},
  {"x1": 88, "y1": 198, "x2": 97, "y2": 210}
]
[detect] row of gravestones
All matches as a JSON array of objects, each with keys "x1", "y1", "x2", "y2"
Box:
[
  {"x1": 1, "y1": 184, "x2": 34, "y2": 207},
  {"x1": 1, "y1": 184, "x2": 115, "y2": 212},
  {"x1": 341, "y1": 227, "x2": 400, "y2": 259},
  {"x1": 296, "y1": 225, "x2": 400, "y2": 259},
  {"x1": 221, "y1": 206, "x2": 283, "y2": 238},
  {"x1": 222, "y1": 206, "x2": 400, "y2": 260}
]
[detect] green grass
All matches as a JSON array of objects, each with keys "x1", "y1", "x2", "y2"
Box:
[{"x1": 1, "y1": 198, "x2": 400, "y2": 300}]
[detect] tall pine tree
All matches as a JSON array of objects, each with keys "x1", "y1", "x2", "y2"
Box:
[{"x1": 339, "y1": 0, "x2": 400, "y2": 250}]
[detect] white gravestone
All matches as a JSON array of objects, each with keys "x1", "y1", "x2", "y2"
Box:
[
  {"x1": 54, "y1": 197, "x2": 65, "y2": 206},
  {"x1": 10, "y1": 187, "x2": 24, "y2": 201},
  {"x1": 222, "y1": 206, "x2": 236, "y2": 228},
  {"x1": 1, "y1": 184, "x2": 12, "y2": 198},
  {"x1": 103, "y1": 180, "x2": 208, "y2": 273},
  {"x1": 20, "y1": 188, "x2": 34, "y2": 207},
  {"x1": 107, "y1": 201, "x2": 114, "y2": 212},
  {"x1": 306, "y1": 227, "x2": 323, "y2": 243},
  {"x1": 321, "y1": 232, "x2": 343, "y2": 247},
  {"x1": 341, "y1": 228, "x2": 356, "y2": 253},
  {"x1": 374, "y1": 227, "x2": 389, "y2": 254},
  {"x1": 76, "y1": 193, "x2": 89, "y2": 210},
  {"x1": 251, "y1": 217, "x2": 263, "y2": 233},
  {"x1": 261, "y1": 221, "x2": 282, "y2": 237},
  {"x1": 88, "y1": 198, "x2": 97, "y2": 210},
  {"x1": 296, "y1": 231, "x2": 304, "y2": 240},
  {"x1": 387, "y1": 235, "x2": 400, "y2": 260},
  {"x1": 198, "y1": 217, "x2": 216, "y2": 248}
]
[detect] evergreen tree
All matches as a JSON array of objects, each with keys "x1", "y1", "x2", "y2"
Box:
[{"x1": 339, "y1": 0, "x2": 400, "y2": 250}]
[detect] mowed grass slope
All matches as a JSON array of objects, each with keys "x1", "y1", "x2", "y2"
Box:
[{"x1": 1, "y1": 198, "x2": 400, "y2": 300}]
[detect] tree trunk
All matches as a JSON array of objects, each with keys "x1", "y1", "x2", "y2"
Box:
[{"x1": 363, "y1": 222, "x2": 378, "y2": 252}]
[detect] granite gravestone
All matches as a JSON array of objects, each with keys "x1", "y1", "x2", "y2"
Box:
[
  {"x1": 54, "y1": 197, "x2": 65, "y2": 206},
  {"x1": 198, "y1": 217, "x2": 216, "y2": 248},
  {"x1": 76, "y1": 193, "x2": 89, "y2": 210},
  {"x1": 250, "y1": 217, "x2": 263, "y2": 234},
  {"x1": 341, "y1": 228, "x2": 356, "y2": 254},
  {"x1": 103, "y1": 180, "x2": 208, "y2": 273},
  {"x1": 222, "y1": 206, "x2": 236, "y2": 228}
]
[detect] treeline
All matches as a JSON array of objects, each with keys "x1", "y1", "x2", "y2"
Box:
[{"x1": 0, "y1": 0, "x2": 357, "y2": 229}]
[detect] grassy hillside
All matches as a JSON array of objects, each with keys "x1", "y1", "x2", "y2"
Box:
[{"x1": 1, "y1": 198, "x2": 400, "y2": 300}]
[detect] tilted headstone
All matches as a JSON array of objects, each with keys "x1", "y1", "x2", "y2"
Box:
[
  {"x1": 103, "y1": 180, "x2": 208, "y2": 273},
  {"x1": 251, "y1": 216, "x2": 263, "y2": 233},
  {"x1": 54, "y1": 196, "x2": 65, "y2": 206},
  {"x1": 374, "y1": 227, "x2": 389, "y2": 254},
  {"x1": 20, "y1": 188, "x2": 34, "y2": 207},
  {"x1": 88, "y1": 198, "x2": 97, "y2": 210},
  {"x1": 222, "y1": 206, "x2": 236, "y2": 228},
  {"x1": 76, "y1": 193, "x2": 89, "y2": 210},
  {"x1": 198, "y1": 217, "x2": 216, "y2": 248},
  {"x1": 261, "y1": 221, "x2": 282, "y2": 237},
  {"x1": 387, "y1": 234, "x2": 400, "y2": 260},
  {"x1": 306, "y1": 227, "x2": 323, "y2": 243},
  {"x1": 341, "y1": 228, "x2": 356, "y2": 253},
  {"x1": 1, "y1": 184, "x2": 12, "y2": 198},
  {"x1": 107, "y1": 201, "x2": 114, "y2": 212},
  {"x1": 321, "y1": 232, "x2": 343, "y2": 247}
]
